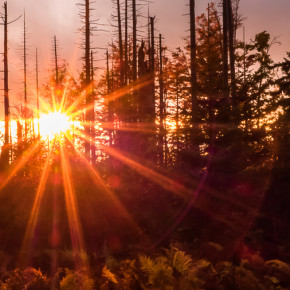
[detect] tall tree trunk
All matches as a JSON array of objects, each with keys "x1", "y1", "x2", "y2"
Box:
[
  {"x1": 189, "y1": 0, "x2": 199, "y2": 154},
  {"x1": 84, "y1": 0, "x2": 92, "y2": 160},
  {"x1": 147, "y1": 5, "x2": 150, "y2": 55},
  {"x1": 132, "y1": 0, "x2": 137, "y2": 81},
  {"x1": 207, "y1": 4, "x2": 214, "y2": 142},
  {"x1": 107, "y1": 51, "x2": 113, "y2": 146},
  {"x1": 150, "y1": 16, "x2": 155, "y2": 121},
  {"x1": 159, "y1": 34, "x2": 164, "y2": 166},
  {"x1": 2, "y1": 2, "x2": 9, "y2": 168},
  {"x1": 124, "y1": 0, "x2": 128, "y2": 85},
  {"x1": 243, "y1": 26, "x2": 246, "y2": 84},
  {"x1": 227, "y1": 0, "x2": 237, "y2": 121},
  {"x1": 117, "y1": 0, "x2": 124, "y2": 85},
  {"x1": 24, "y1": 11, "x2": 28, "y2": 140},
  {"x1": 223, "y1": 0, "x2": 229, "y2": 103},
  {"x1": 36, "y1": 48, "x2": 40, "y2": 138},
  {"x1": 176, "y1": 83, "x2": 180, "y2": 153},
  {"x1": 54, "y1": 36, "x2": 59, "y2": 86},
  {"x1": 91, "y1": 50, "x2": 96, "y2": 164}
]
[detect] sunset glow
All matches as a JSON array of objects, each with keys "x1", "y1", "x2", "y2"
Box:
[{"x1": 39, "y1": 111, "x2": 72, "y2": 139}]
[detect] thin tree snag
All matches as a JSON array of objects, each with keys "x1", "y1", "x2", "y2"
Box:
[
  {"x1": 132, "y1": 0, "x2": 137, "y2": 81},
  {"x1": 189, "y1": 0, "x2": 199, "y2": 153}
]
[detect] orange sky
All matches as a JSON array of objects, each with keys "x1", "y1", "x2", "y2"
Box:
[{"x1": 0, "y1": 0, "x2": 289, "y2": 119}]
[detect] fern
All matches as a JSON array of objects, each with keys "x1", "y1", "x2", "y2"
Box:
[
  {"x1": 139, "y1": 255, "x2": 173, "y2": 289},
  {"x1": 102, "y1": 265, "x2": 118, "y2": 284},
  {"x1": 139, "y1": 255, "x2": 155, "y2": 274},
  {"x1": 165, "y1": 246, "x2": 193, "y2": 276},
  {"x1": 60, "y1": 270, "x2": 94, "y2": 290}
]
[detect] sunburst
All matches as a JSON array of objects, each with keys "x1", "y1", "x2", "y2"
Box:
[{"x1": 39, "y1": 111, "x2": 73, "y2": 139}]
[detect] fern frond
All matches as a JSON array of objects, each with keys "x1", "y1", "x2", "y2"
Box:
[
  {"x1": 166, "y1": 246, "x2": 193, "y2": 275},
  {"x1": 102, "y1": 265, "x2": 118, "y2": 284}
]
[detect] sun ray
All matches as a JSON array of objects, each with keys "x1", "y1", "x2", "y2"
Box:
[
  {"x1": 76, "y1": 130, "x2": 260, "y2": 236},
  {"x1": 64, "y1": 131, "x2": 145, "y2": 238},
  {"x1": 59, "y1": 80, "x2": 69, "y2": 111},
  {"x1": 101, "y1": 122, "x2": 156, "y2": 134},
  {"x1": 101, "y1": 145, "x2": 191, "y2": 200},
  {"x1": 60, "y1": 141, "x2": 88, "y2": 272},
  {"x1": 67, "y1": 76, "x2": 153, "y2": 121},
  {"x1": 19, "y1": 146, "x2": 53, "y2": 266},
  {"x1": 64, "y1": 84, "x2": 93, "y2": 117},
  {"x1": 51, "y1": 87, "x2": 58, "y2": 112},
  {"x1": 74, "y1": 129, "x2": 190, "y2": 199}
]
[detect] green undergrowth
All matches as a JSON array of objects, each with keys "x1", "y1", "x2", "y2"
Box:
[{"x1": 0, "y1": 246, "x2": 289, "y2": 289}]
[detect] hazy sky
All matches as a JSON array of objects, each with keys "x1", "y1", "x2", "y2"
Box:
[{"x1": 0, "y1": 0, "x2": 289, "y2": 119}]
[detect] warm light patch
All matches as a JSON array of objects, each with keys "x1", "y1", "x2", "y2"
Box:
[{"x1": 39, "y1": 111, "x2": 72, "y2": 139}]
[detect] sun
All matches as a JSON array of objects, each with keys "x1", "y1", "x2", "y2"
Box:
[{"x1": 39, "y1": 111, "x2": 72, "y2": 139}]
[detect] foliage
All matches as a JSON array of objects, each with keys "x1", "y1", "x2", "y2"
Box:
[
  {"x1": 139, "y1": 255, "x2": 173, "y2": 289},
  {"x1": 3, "y1": 268, "x2": 49, "y2": 290},
  {"x1": 0, "y1": 247, "x2": 288, "y2": 289},
  {"x1": 59, "y1": 269, "x2": 94, "y2": 290}
]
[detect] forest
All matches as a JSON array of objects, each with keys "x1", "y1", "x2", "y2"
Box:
[{"x1": 0, "y1": 0, "x2": 289, "y2": 289}]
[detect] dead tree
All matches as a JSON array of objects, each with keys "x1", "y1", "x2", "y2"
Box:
[
  {"x1": 85, "y1": 0, "x2": 91, "y2": 159},
  {"x1": 0, "y1": 2, "x2": 21, "y2": 168},
  {"x1": 54, "y1": 36, "x2": 59, "y2": 86},
  {"x1": 1, "y1": 2, "x2": 9, "y2": 167},
  {"x1": 124, "y1": 0, "x2": 128, "y2": 84},
  {"x1": 77, "y1": 0, "x2": 96, "y2": 163},
  {"x1": 106, "y1": 50, "x2": 113, "y2": 146},
  {"x1": 159, "y1": 34, "x2": 164, "y2": 165},
  {"x1": 189, "y1": 0, "x2": 199, "y2": 154},
  {"x1": 117, "y1": 0, "x2": 124, "y2": 85},
  {"x1": 149, "y1": 16, "x2": 155, "y2": 121},
  {"x1": 36, "y1": 48, "x2": 40, "y2": 138},
  {"x1": 90, "y1": 50, "x2": 96, "y2": 163},
  {"x1": 222, "y1": 0, "x2": 229, "y2": 103},
  {"x1": 227, "y1": 0, "x2": 237, "y2": 120},
  {"x1": 132, "y1": 0, "x2": 137, "y2": 81},
  {"x1": 137, "y1": 15, "x2": 156, "y2": 160},
  {"x1": 23, "y1": 11, "x2": 28, "y2": 139}
]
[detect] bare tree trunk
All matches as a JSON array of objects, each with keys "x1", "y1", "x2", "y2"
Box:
[
  {"x1": 132, "y1": 0, "x2": 137, "y2": 81},
  {"x1": 124, "y1": 0, "x2": 128, "y2": 85},
  {"x1": 84, "y1": 0, "x2": 92, "y2": 160},
  {"x1": 2, "y1": 2, "x2": 10, "y2": 167},
  {"x1": 207, "y1": 4, "x2": 214, "y2": 142},
  {"x1": 36, "y1": 48, "x2": 40, "y2": 138},
  {"x1": 243, "y1": 26, "x2": 246, "y2": 85},
  {"x1": 147, "y1": 5, "x2": 150, "y2": 55},
  {"x1": 223, "y1": 0, "x2": 229, "y2": 103},
  {"x1": 164, "y1": 92, "x2": 168, "y2": 168},
  {"x1": 91, "y1": 50, "x2": 96, "y2": 164},
  {"x1": 227, "y1": 0, "x2": 237, "y2": 121},
  {"x1": 149, "y1": 16, "x2": 155, "y2": 121},
  {"x1": 24, "y1": 11, "x2": 28, "y2": 140},
  {"x1": 159, "y1": 34, "x2": 164, "y2": 166},
  {"x1": 117, "y1": 0, "x2": 124, "y2": 85},
  {"x1": 54, "y1": 36, "x2": 59, "y2": 86},
  {"x1": 107, "y1": 51, "x2": 113, "y2": 146},
  {"x1": 176, "y1": 84, "x2": 180, "y2": 153},
  {"x1": 189, "y1": 0, "x2": 199, "y2": 154}
]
